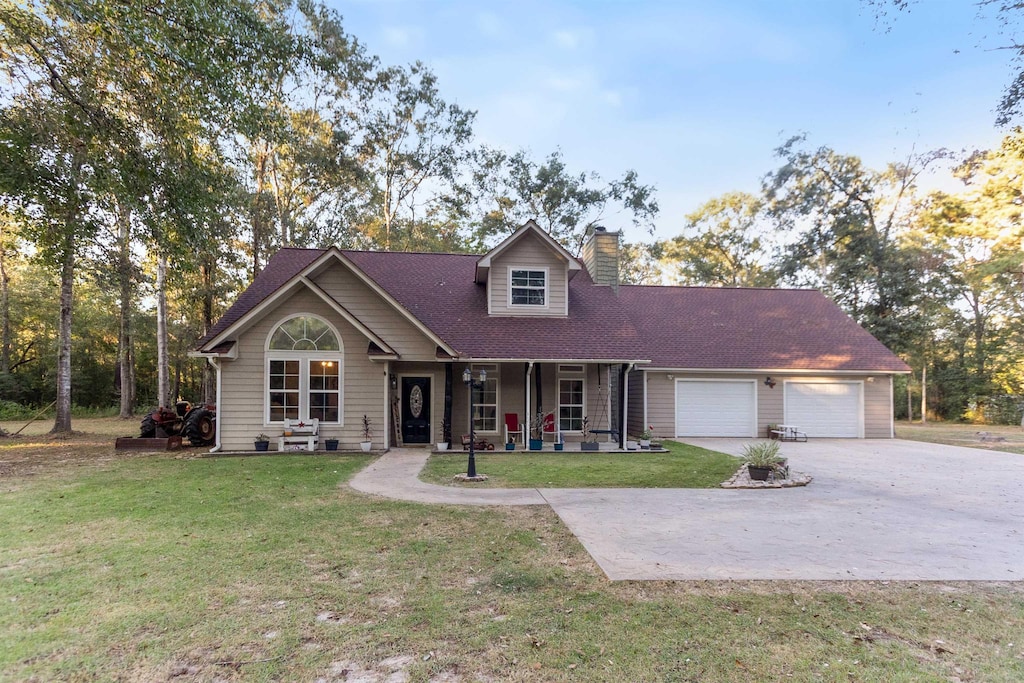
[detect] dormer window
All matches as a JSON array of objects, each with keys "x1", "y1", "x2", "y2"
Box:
[{"x1": 510, "y1": 268, "x2": 547, "y2": 307}]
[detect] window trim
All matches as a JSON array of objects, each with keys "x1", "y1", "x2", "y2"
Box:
[
  {"x1": 470, "y1": 364, "x2": 500, "y2": 434},
  {"x1": 558, "y1": 375, "x2": 586, "y2": 434},
  {"x1": 508, "y1": 266, "x2": 549, "y2": 309},
  {"x1": 264, "y1": 314, "x2": 344, "y2": 425}
]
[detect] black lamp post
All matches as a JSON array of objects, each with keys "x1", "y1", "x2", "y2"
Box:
[{"x1": 463, "y1": 366, "x2": 486, "y2": 478}]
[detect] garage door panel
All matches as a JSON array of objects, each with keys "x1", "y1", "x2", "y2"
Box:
[
  {"x1": 676, "y1": 381, "x2": 756, "y2": 437},
  {"x1": 785, "y1": 382, "x2": 862, "y2": 438}
]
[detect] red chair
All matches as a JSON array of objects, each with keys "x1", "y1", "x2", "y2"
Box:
[
  {"x1": 541, "y1": 413, "x2": 561, "y2": 444},
  {"x1": 504, "y1": 413, "x2": 524, "y2": 444}
]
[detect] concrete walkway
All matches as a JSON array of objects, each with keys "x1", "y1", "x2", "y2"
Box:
[
  {"x1": 348, "y1": 442, "x2": 1024, "y2": 581},
  {"x1": 348, "y1": 448, "x2": 546, "y2": 506}
]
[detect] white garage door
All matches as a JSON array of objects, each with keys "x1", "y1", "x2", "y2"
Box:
[
  {"x1": 676, "y1": 380, "x2": 756, "y2": 437},
  {"x1": 785, "y1": 382, "x2": 863, "y2": 438}
]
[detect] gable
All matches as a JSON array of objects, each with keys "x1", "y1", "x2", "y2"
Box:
[{"x1": 487, "y1": 229, "x2": 571, "y2": 317}]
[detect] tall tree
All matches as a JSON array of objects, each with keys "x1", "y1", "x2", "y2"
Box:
[
  {"x1": 762, "y1": 136, "x2": 939, "y2": 352},
  {"x1": 661, "y1": 192, "x2": 777, "y2": 287},
  {"x1": 471, "y1": 147, "x2": 659, "y2": 253}
]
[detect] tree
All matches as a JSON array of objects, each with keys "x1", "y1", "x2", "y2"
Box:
[
  {"x1": 471, "y1": 147, "x2": 659, "y2": 253},
  {"x1": 661, "y1": 192, "x2": 777, "y2": 287},
  {"x1": 762, "y1": 136, "x2": 940, "y2": 353}
]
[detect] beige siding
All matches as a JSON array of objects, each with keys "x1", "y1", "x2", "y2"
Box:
[
  {"x1": 219, "y1": 287, "x2": 388, "y2": 451},
  {"x1": 311, "y1": 263, "x2": 439, "y2": 359},
  {"x1": 489, "y1": 232, "x2": 569, "y2": 317},
  {"x1": 643, "y1": 371, "x2": 896, "y2": 440}
]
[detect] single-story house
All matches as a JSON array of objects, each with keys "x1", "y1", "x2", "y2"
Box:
[{"x1": 191, "y1": 220, "x2": 909, "y2": 451}]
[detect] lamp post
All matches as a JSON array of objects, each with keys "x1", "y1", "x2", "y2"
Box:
[{"x1": 463, "y1": 366, "x2": 486, "y2": 478}]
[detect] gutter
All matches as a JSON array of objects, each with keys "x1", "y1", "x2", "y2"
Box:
[{"x1": 206, "y1": 356, "x2": 222, "y2": 453}]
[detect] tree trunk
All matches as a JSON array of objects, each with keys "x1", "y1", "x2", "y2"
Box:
[
  {"x1": 0, "y1": 218, "x2": 10, "y2": 375},
  {"x1": 201, "y1": 258, "x2": 215, "y2": 405},
  {"x1": 156, "y1": 251, "x2": 170, "y2": 408},
  {"x1": 51, "y1": 238, "x2": 74, "y2": 434},
  {"x1": 920, "y1": 363, "x2": 927, "y2": 424},
  {"x1": 117, "y1": 206, "x2": 135, "y2": 418},
  {"x1": 906, "y1": 374, "x2": 913, "y2": 422}
]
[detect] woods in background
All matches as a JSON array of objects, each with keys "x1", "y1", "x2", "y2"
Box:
[{"x1": 0, "y1": 0, "x2": 1021, "y2": 430}]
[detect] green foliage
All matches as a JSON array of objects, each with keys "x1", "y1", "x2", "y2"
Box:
[{"x1": 740, "y1": 440, "x2": 784, "y2": 467}]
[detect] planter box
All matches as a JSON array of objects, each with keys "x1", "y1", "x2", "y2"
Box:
[
  {"x1": 505, "y1": 442, "x2": 516, "y2": 451},
  {"x1": 554, "y1": 443, "x2": 564, "y2": 451},
  {"x1": 580, "y1": 441, "x2": 599, "y2": 452},
  {"x1": 529, "y1": 439, "x2": 543, "y2": 451},
  {"x1": 436, "y1": 442, "x2": 449, "y2": 451},
  {"x1": 748, "y1": 465, "x2": 772, "y2": 481},
  {"x1": 325, "y1": 439, "x2": 339, "y2": 451},
  {"x1": 254, "y1": 441, "x2": 269, "y2": 452}
]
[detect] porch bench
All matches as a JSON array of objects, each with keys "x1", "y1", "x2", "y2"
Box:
[{"x1": 278, "y1": 418, "x2": 319, "y2": 451}]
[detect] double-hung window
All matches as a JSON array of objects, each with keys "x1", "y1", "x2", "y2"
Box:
[
  {"x1": 267, "y1": 316, "x2": 342, "y2": 424},
  {"x1": 510, "y1": 268, "x2": 547, "y2": 306}
]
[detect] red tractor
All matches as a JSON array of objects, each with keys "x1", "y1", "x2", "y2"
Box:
[{"x1": 139, "y1": 400, "x2": 216, "y2": 447}]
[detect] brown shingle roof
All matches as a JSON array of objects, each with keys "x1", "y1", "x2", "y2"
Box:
[
  {"x1": 618, "y1": 285, "x2": 910, "y2": 372},
  {"x1": 199, "y1": 247, "x2": 909, "y2": 373}
]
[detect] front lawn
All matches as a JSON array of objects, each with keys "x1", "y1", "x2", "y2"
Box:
[
  {"x1": 2, "y1": 426, "x2": 1023, "y2": 681},
  {"x1": 420, "y1": 440, "x2": 743, "y2": 488},
  {"x1": 896, "y1": 420, "x2": 1024, "y2": 455}
]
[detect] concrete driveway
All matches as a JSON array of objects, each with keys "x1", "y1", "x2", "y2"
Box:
[{"x1": 541, "y1": 439, "x2": 1024, "y2": 581}]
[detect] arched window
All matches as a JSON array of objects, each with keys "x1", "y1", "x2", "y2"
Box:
[{"x1": 266, "y1": 315, "x2": 343, "y2": 424}]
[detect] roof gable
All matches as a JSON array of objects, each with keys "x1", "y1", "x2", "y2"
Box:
[{"x1": 474, "y1": 219, "x2": 582, "y2": 284}]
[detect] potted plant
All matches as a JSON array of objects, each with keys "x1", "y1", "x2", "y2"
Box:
[
  {"x1": 580, "y1": 417, "x2": 599, "y2": 452},
  {"x1": 742, "y1": 441, "x2": 786, "y2": 481},
  {"x1": 325, "y1": 437, "x2": 339, "y2": 451},
  {"x1": 528, "y1": 412, "x2": 545, "y2": 451},
  {"x1": 505, "y1": 438, "x2": 516, "y2": 451},
  {"x1": 254, "y1": 433, "x2": 270, "y2": 452},
  {"x1": 360, "y1": 415, "x2": 373, "y2": 452},
  {"x1": 639, "y1": 425, "x2": 653, "y2": 449},
  {"x1": 554, "y1": 432, "x2": 564, "y2": 451}
]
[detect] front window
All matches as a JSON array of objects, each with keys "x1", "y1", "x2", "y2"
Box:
[
  {"x1": 559, "y1": 377, "x2": 585, "y2": 432},
  {"x1": 510, "y1": 269, "x2": 546, "y2": 306},
  {"x1": 267, "y1": 316, "x2": 343, "y2": 423},
  {"x1": 472, "y1": 364, "x2": 498, "y2": 432}
]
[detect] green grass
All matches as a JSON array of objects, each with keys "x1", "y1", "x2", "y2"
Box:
[
  {"x1": 1, "y1": 435, "x2": 1023, "y2": 681},
  {"x1": 420, "y1": 440, "x2": 743, "y2": 488}
]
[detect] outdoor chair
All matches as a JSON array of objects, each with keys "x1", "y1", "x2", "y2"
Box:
[
  {"x1": 541, "y1": 413, "x2": 561, "y2": 444},
  {"x1": 504, "y1": 413, "x2": 524, "y2": 444}
]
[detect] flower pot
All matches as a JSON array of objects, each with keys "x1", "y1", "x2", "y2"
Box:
[
  {"x1": 639, "y1": 439, "x2": 651, "y2": 448},
  {"x1": 554, "y1": 443, "x2": 564, "y2": 451},
  {"x1": 626, "y1": 439, "x2": 639, "y2": 450},
  {"x1": 254, "y1": 441, "x2": 269, "y2": 452},
  {"x1": 580, "y1": 441, "x2": 599, "y2": 452},
  {"x1": 436, "y1": 442, "x2": 449, "y2": 451},
  {"x1": 360, "y1": 441, "x2": 372, "y2": 452},
  {"x1": 529, "y1": 439, "x2": 543, "y2": 451},
  {"x1": 325, "y1": 439, "x2": 339, "y2": 451},
  {"x1": 748, "y1": 465, "x2": 772, "y2": 481},
  {"x1": 505, "y1": 442, "x2": 515, "y2": 451}
]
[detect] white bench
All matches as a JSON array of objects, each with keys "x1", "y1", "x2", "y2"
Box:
[{"x1": 278, "y1": 418, "x2": 319, "y2": 451}]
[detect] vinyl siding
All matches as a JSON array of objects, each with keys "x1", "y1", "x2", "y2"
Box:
[
  {"x1": 489, "y1": 232, "x2": 569, "y2": 317},
  {"x1": 644, "y1": 371, "x2": 895, "y2": 440},
  {"x1": 311, "y1": 263, "x2": 440, "y2": 359},
  {"x1": 218, "y1": 287, "x2": 387, "y2": 451}
]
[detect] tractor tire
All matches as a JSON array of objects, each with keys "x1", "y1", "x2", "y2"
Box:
[
  {"x1": 140, "y1": 414, "x2": 157, "y2": 438},
  {"x1": 183, "y1": 408, "x2": 216, "y2": 447}
]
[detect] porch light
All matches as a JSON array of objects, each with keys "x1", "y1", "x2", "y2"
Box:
[{"x1": 764, "y1": 376, "x2": 776, "y2": 389}]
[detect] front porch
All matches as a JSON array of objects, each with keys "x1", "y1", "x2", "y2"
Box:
[{"x1": 387, "y1": 360, "x2": 637, "y2": 450}]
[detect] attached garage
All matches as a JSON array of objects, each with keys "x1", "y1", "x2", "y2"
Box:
[
  {"x1": 784, "y1": 381, "x2": 863, "y2": 438},
  {"x1": 676, "y1": 380, "x2": 756, "y2": 437}
]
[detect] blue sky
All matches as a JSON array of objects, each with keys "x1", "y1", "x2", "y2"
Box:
[{"x1": 330, "y1": 0, "x2": 1011, "y2": 241}]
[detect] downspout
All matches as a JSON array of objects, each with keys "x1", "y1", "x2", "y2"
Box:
[{"x1": 206, "y1": 356, "x2": 222, "y2": 453}]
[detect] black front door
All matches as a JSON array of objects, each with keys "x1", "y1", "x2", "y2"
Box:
[{"x1": 401, "y1": 377, "x2": 431, "y2": 444}]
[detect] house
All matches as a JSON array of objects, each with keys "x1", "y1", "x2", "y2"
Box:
[{"x1": 191, "y1": 221, "x2": 910, "y2": 451}]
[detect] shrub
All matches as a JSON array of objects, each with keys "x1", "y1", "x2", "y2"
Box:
[{"x1": 741, "y1": 440, "x2": 784, "y2": 467}]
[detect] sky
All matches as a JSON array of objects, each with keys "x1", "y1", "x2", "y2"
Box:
[{"x1": 329, "y1": 0, "x2": 1013, "y2": 242}]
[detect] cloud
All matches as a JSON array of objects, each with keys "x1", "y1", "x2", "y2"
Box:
[
  {"x1": 381, "y1": 25, "x2": 422, "y2": 49},
  {"x1": 550, "y1": 27, "x2": 593, "y2": 50}
]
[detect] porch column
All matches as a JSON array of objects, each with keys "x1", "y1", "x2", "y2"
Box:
[{"x1": 444, "y1": 363, "x2": 453, "y2": 448}]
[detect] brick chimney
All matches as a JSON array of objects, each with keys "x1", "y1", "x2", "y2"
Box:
[{"x1": 582, "y1": 226, "x2": 620, "y2": 291}]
